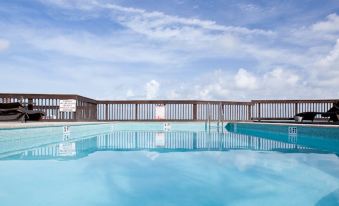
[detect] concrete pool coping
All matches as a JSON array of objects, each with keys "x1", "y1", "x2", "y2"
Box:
[
  {"x1": 0, "y1": 121, "x2": 208, "y2": 129},
  {"x1": 0, "y1": 122, "x2": 111, "y2": 129},
  {"x1": 0, "y1": 121, "x2": 338, "y2": 129},
  {"x1": 233, "y1": 121, "x2": 339, "y2": 128}
]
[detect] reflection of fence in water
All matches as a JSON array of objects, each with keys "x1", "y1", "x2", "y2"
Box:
[
  {"x1": 12, "y1": 131, "x2": 312, "y2": 160},
  {"x1": 96, "y1": 132, "x2": 306, "y2": 151},
  {"x1": 19, "y1": 137, "x2": 97, "y2": 159}
]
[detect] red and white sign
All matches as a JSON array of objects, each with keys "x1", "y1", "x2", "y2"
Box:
[{"x1": 155, "y1": 104, "x2": 165, "y2": 120}]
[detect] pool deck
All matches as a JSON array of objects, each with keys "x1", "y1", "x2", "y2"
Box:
[
  {"x1": 0, "y1": 121, "x2": 338, "y2": 129},
  {"x1": 0, "y1": 122, "x2": 110, "y2": 129}
]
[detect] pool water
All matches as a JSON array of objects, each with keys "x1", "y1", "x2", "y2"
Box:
[{"x1": 0, "y1": 123, "x2": 338, "y2": 206}]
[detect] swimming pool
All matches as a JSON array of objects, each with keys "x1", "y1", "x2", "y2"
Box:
[{"x1": 0, "y1": 122, "x2": 338, "y2": 205}]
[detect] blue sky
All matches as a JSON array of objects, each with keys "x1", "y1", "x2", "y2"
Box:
[{"x1": 0, "y1": 0, "x2": 339, "y2": 100}]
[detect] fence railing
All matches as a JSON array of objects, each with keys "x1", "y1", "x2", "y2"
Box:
[
  {"x1": 251, "y1": 100, "x2": 339, "y2": 121},
  {"x1": 0, "y1": 93, "x2": 338, "y2": 122},
  {"x1": 97, "y1": 100, "x2": 251, "y2": 121},
  {"x1": 0, "y1": 93, "x2": 97, "y2": 121}
]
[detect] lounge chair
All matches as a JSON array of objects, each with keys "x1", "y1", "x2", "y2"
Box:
[
  {"x1": 0, "y1": 102, "x2": 26, "y2": 121},
  {"x1": 321, "y1": 103, "x2": 339, "y2": 122},
  {"x1": 294, "y1": 102, "x2": 339, "y2": 122},
  {"x1": 26, "y1": 110, "x2": 45, "y2": 121},
  {"x1": 0, "y1": 102, "x2": 45, "y2": 121}
]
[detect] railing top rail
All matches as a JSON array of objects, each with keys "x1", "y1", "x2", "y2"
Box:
[
  {"x1": 97, "y1": 100, "x2": 252, "y2": 105},
  {"x1": 76, "y1": 96, "x2": 97, "y2": 104},
  {"x1": 0, "y1": 93, "x2": 338, "y2": 105},
  {"x1": 251, "y1": 99, "x2": 339, "y2": 104}
]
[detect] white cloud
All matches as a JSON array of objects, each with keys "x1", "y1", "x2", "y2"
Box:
[
  {"x1": 310, "y1": 39, "x2": 339, "y2": 89},
  {"x1": 263, "y1": 68, "x2": 300, "y2": 87},
  {"x1": 145, "y1": 80, "x2": 160, "y2": 99},
  {"x1": 312, "y1": 13, "x2": 339, "y2": 33},
  {"x1": 1, "y1": 1, "x2": 339, "y2": 100},
  {"x1": 25, "y1": 32, "x2": 175, "y2": 64},
  {"x1": 160, "y1": 68, "x2": 305, "y2": 100},
  {"x1": 36, "y1": 0, "x2": 274, "y2": 61},
  {"x1": 234, "y1": 68, "x2": 257, "y2": 90},
  {"x1": 194, "y1": 70, "x2": 230, "y2": 99},
  {"x1": 0, "y1": 39, "x2": 10, "y2": 51},
  {"x1": 126, "y1": 89, "x2": 135, "y2": 98},
  {"x1": 287, "y1": 13, "x2": 339, "y2": 45},
  {"x1": 109, "y1": 6, "x2": 272, "y2": 37},
  {"x1": 0, "y1": 7, "x2": 259, "y2": 66},
  {"x1": 8, "y1": 0, "x2": 315, "y2": 73},
  {"x1": 41, "y1": 0, "x2": 98, "y2": 10},
  {"x1": 46, "y1": 1, "x2": 273, "y2": 36},
  {"x1": 316, "y1": 39, "x2": 339, "y2": 69}
]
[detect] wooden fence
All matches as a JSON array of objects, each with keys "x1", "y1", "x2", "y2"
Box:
[
  {"x1": 251, "y1": 100, "x2": 339, "y2": 121},
  {"x1": 0, "y1": 93, "x2": 97, "y2": 121},
  {"x1": 0, "y1": 93, "x2": 338, "y2": 122},
  {"x1": 96, "y1": 100, "x2": 251, "y2": 121}
]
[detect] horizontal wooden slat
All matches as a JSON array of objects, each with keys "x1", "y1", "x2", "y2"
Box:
[
  {"x1": 97, "y1": 100, "x2": 252, "y2": 105},
  {"x1": 252, "y1": 99, "x2": 339, "y2": 104}
]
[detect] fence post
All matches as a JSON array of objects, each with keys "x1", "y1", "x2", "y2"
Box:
[
  {"x1": 193, "y1": 103, "x2": 197, "y2": 120},
  {"x1": 258, "y1": 103, "x2": 261, "y2": 121},
  {"x1": 247, "y1": 104, "x2": 252, "y2": 121},
  {"x1": 94, "y1": 103, "x2": 98, "y2": 121},
  {"x1": 74, "y1": 99, "x2": 79, "y2": 121},
  {"x1": 105, "y1": 103, "x2": 108, "y2": 121},
  {"x1": 28, "y1": 98, "x2": 33, "y2": 110},
  {"x1": 135, "y1": 104, "x2": 138, "y2": 120}
]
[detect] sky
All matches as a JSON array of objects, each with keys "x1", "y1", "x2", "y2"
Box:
[{"x1": 0, "y1": 0, "x2": 339, "y2": 100}]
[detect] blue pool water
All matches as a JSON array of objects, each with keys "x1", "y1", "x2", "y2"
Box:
[{"x1": 0, "y1": 122, "x2": 339, "y2": 206}]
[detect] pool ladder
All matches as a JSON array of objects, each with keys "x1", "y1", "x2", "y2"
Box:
[{"x1": 205, "y1": 102, "x2": 224, "y2": 133}]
